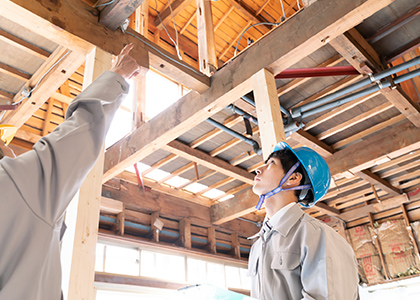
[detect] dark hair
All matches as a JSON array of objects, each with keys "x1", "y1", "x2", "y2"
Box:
[
  {"x1": 0, "y1": 147, "x2": 4, "y2": 160},
  {"x1": 266, "y1": 149, "x2": 314, "y2": 206}
]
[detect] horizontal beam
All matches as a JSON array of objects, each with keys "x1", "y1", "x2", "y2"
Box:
[
  {"x1": 163, "y1": 140, "x2": 254, "y2": 185},
  {"x1": 103, "y1": 0, "x2": 394, "y2": 181},
  {"x1": 4, "y1": 0, "x2": 209, "y2": 92}
]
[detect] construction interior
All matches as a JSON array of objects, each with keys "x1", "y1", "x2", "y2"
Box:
[{"x1": 1, "y1": 0, "x2": 420, "y2": 298}]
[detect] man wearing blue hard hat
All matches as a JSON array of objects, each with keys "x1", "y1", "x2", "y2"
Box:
[{"x1": 248, "y1": 142, "x2": 359, "y2": 299}]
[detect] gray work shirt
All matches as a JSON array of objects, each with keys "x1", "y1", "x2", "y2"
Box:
[
  {"x1": 0, "y1": 71, "x2": 128, "y2": 300},
  {"x1": 248, "y1": 203, "x2": 359, "y2": 299}
]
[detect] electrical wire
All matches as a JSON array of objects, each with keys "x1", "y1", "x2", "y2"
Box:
[
  {"x1": 167, "y1": 0, "x2": 182, "y2": 60},
  {"x1": 12, "y1": 49, "x2": 71, "y2": 106},
  {"x1": 121, "y1": 28, "x2": 206, "y2": 77},
  {"x1": 234, "y1": 22, "x2": 280, "y2": 57},
  {"x1": 279, "y1": 0, "x2": 286, "y2": 21},
  {"x1": 94, "y1": 0, "x2": 116, "y2": 8},
  {"x1": 151, "y1": 0, "x2": 182, "y2": 60},
  {"x1": 297, "y1": 0, "x2": 301, "y2": 10}
]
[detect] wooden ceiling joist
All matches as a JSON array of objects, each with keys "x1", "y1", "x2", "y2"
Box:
[
  {"x1": 3, "y1": 47, "x2": 86, "y2": 128},
  {"x1": 3, "y1": 0, "x2": 210, "y2": 92},
  {"x1": 0, "y1": 28, "x2": 50, "y2": 59},
  {"x1": 103, "y1": 0, "x2": 393, "y2": 182},
  {"x1": 154, "y1": 0, "x2": 194, "y2": 30}
]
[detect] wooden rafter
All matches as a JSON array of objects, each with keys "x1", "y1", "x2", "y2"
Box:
[
  {"x1": 154, "y1": 0, "x2": 194, "y2": 30},
  {"x1": 0, "y1": 28, "x2": 50, "y2": 59}
]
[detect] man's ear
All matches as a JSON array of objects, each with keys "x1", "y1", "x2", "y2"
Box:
[{"x1": 286, "y1": 172, "x2": 303, "y2": 187}]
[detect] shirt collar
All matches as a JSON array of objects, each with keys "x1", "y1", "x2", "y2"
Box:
[{"x1": 270, "y1": 202, "x2": 305, "y2": 237}]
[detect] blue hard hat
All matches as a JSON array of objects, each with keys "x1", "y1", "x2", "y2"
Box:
[{"x1": 273, "y1": 142, "x2": 331, "y2": 206}]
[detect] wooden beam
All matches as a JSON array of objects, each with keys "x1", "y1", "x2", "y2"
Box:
[
  {"x1": 219, "y1": 20, "x2": 252, "y2": 60},
  {"x1": 154, "y1": 0, "x2": 194, "y2": 30},
  {"x1": 326, "y1": 121, "x2": 420, "y2": 177},
  {"x1": 162, "y1": 140, "x2": 254, "y2": 185},
  {"x1": 4, "y1": 0, "x2": 212, "y2": 92},
  {"x1": 0, "y1": 61, "x2": 31, "y2": 81},
  {"x1": 0, "y1": 28, "x2": 50, "y2": 59},
  {"x1": 290, "y1": 129, "x2": 335, "y2": 158},
  {"x1": 354, "y1": 170, "x2": 401, "y2": 196},
  {"x1": 314, "y1": 201, "x2": 340, "y2": 217},
  {"x1": 95, "y1": 273, "x2": 185, "y2": 290},
  {"x1": 3, "y1": 47, "x2": 86, "y2": 128},
  {"x1": 230, "y1": 232, "x2": 241, "y2": 259},
  {"x1": 150, "y1": 212, "x2": 160, "y2": 242},
  {"x1": 205, "y1": 226, "x2": 217, "y2": 254},
  {"x1": 214, "y1": 6, "x2": 234, "y2": 32},
  {"x1": 180, "y1": 11, "x2": 196, "y2": 35},
  {"x1": 100, "y1": 197, "x2": 124, "y2": 214},
  {"x1": 196, "y1": 0, "x2": 217, "y2": 75},
  {"x1": 99, "y1": 0, "x2": 146, "y2": 31},
  {"x1": 103, "y1": 0, "x2": 396, "y2": 181},
  {"x1": 226, "y1": 0, "x2": 270, "y2": 32},
  {"x1": 252, "y1": 68, "x2": 285, "y2": 160},
  {"x1": 115, "y1": 170, "x2": 212, "y2": 206},
  {"x1": 330, "y1": 28, "x2": 420, "y2": 127},
  {"x1": 42, "y1": 98, "x2": 54, "y2": 136},
  {"x1": 101, "y1": 179, "x2": 259, "y2": 236}
]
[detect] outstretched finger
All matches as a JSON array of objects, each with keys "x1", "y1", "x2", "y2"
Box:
[{"x1": 120, "y1": 43, "x2": 134, "y2": 55}]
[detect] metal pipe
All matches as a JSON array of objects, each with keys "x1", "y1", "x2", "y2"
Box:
[
  {"x1": 301, "y1": 67, "x2": 420, "y2": 118},
  {"x1": 241, "y1": 95, "x2": 292, "y2": 120},
  {"x1": 291, "y1": 55, "x2": 420, "y2": 118},
  {"x1": 206, "y1": 118, "x2": 262, "y2": 155},
  {"x1": 275, "y1": 66, "x2": 359, "y2": 79},
  {"x1": 227, "y1": 104, "x2": 258, "y2": 125}
]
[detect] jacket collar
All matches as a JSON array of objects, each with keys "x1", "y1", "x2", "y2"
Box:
[{"x1": 271, "y1": 203, "x2": 305, "y2": 237}]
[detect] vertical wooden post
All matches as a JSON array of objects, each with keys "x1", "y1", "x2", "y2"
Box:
[
  {"x1": 401, "y1": 203, "x2": 420, "y2": 257},
  {"x1": 205, "y1": 226, "x2": 217, "y2": 254},
  {"x1": 132, "y1": 0, "x2": 148, "y2": 129},
  {"x1": 178, "y1": 218, "x2": 192, "y2": 249},
  {"x1": 368, "y1": 212, "x2": 390, "y2": 279},
  {"x1": 64, "y1": 47, "x2": 112, "y2": 300},
  {"x1": 151, "y1": 212, "x2": 160, "y2": 242},
  {"x1": 230, "y1": 232, "x2": 241, "y2": 259},
  {"x1": 196, "y1": 0, "x2": 217, "y2": 75},
  {"x1": 42, "y1": 99, "x2": 54, "y2": 136},
  {"x1": 112, "y1": 207, "x2": 125, "y2": 236},
  {"x1": 252, "y1": 68, "x2": 286, "y2": 160}
]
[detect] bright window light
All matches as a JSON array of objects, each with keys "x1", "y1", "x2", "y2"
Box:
[
  {"x1": 104, "y1": 245, "x2": 139, "y2": 276},
  {"x1": 140, "y1": 250, "x2": 156, "y2": 278},
  {"x1": 187, "y1": 258, "x2": 207, "y2": 284},
  {"x1": 206, "y1": 262, "x2": 225, "y2": 287},
  {"x1": 164, "y1": 176, "x2": 190, "y2": 188},
  {"x1": 240, "y1": 267, "x2": 251, "y2": 290},
  {"x1": 183, "y1": 182, "x2": 207, "y2": 194},
  {"x1": 95, "y1": 243, "x2": 105, "y2": 272},
  {"x1": 145, "y1": 71, "x2": 181, "y2": 119},
  {"x1": 218, "y1": 194, "x2": 235, "y2": 202},
  {"x1": 202, "y1": 189, "x2": 225, "y2": 199},
  {"x1": 225, "y1": 266, "x2": 241, "y2": 289},
  {"x1": 155, "y1": 253, "x2": 185, "y2": 282},
  {"x1": 145, "y1": 168, "x2": 170, "y2": 182}
]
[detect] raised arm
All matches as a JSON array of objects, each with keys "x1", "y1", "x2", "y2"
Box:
[{"x1": 1, "y1": 45, "x2": 141, "y2": 225}]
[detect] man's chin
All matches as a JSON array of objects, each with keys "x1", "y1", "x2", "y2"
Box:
[{"x1": 252, "y1": 186, "x2": 262, "y2": 196}]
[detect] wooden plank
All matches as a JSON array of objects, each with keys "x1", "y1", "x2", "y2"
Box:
[
  {"x1": 219, "y1": 20, "x2": 252, "y2": 60},
  {"x1": 64, "y1": 47, "x2": 112, "y2": 300},
  {"x1": 214, "y1": 6, "x2": 234, "y2": 32},
  {"x1": 154, "y1": 0, "x2": 194, "y2": 30},
  {"x1": 180, "y1": 11, "x2": 196, "y2": 35},
  {"x1": 3, "y1": 0, "x2": 212, "y2": 92},
  {"x1": 42, "y1": 99, "x2": 54, "y2": 136},
  {"x1": 196, "y1": 0, "x2": 217, "y2": 75},
  {"x1": 290, "y1": 129, "x2": 335, "y2": 158},
  {"x1": 0, "y1": 28, "x2": 50, "y2": 59},
  {"x1": 100, "y1": 197, "x2": 124, "y2": 214},
  {"x1": 103, "y1": 0, "x2": 396, "y2": 182},
  {"x1": 316, "y1": 102, "x2": 394, "y2": 140},
  {"x1": 3, "y1": 47, "x2": 86, "y2": 128},
  {"x1": 252, "y1": 68, "x2": 285, "y2": 160},
  {"x1": 382, "y1": 86, "x2": 420, "y2": 127},
  {"x1": 162, "y1": 140, "x2": 254, "y2": 185},
  {"x1": 99, "y1": 0, "x2": 146, "y2": 31},
  {"x1": 0, "y1": 61, "x2": 31, "y2": 81}
]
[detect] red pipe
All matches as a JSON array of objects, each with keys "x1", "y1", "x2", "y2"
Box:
[{"x1": 275, "y1": 66, "x2": 359, "y2": 79}]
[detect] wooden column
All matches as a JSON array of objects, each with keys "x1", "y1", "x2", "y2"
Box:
[
  {"x1": 368, "y1": 212, "x2": 390, "y2": 279},
  {"x1": 65, "y1": 47, "x2": 112, "y2": 300},
  {"x1": 112, "y1": 209, "x2": 125, "y2": 236},
  {"x1": 252, "y1": 68, "x2": 286, "y2": 160},
  {"x1": 178, "y1": 218, "x2": 192, "y2": 249},
  {"x1": 132, "y1": 0, "x2": 148, "y2": 129},
  {"x1": 150, "y1": 212, "x2": 161, "y2": 242},
  {"x1": 230, "y1": 232, "x2": 241, "y2": 259},
  {"x1": 205, "y1": 226, "x2": 217, "y2": 254},
  {"x1": 196, "y1": 0, "x2": 217, "y2": 75}
]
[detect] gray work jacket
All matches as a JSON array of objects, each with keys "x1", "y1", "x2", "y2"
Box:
[
  {"x1": 0, "y1": 71, "x2": 128, "y2": 300},
  {"x1": 248, "y1": 203, "x2": 359, "y2": 299}
]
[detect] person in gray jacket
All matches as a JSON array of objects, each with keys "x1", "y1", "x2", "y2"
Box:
[
  {"x1": 248, "y1": 142, "x2": 359, "y2": 299},
  {"x1": 0, "y1": 44, "x2": 141, "y2": 300}
]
